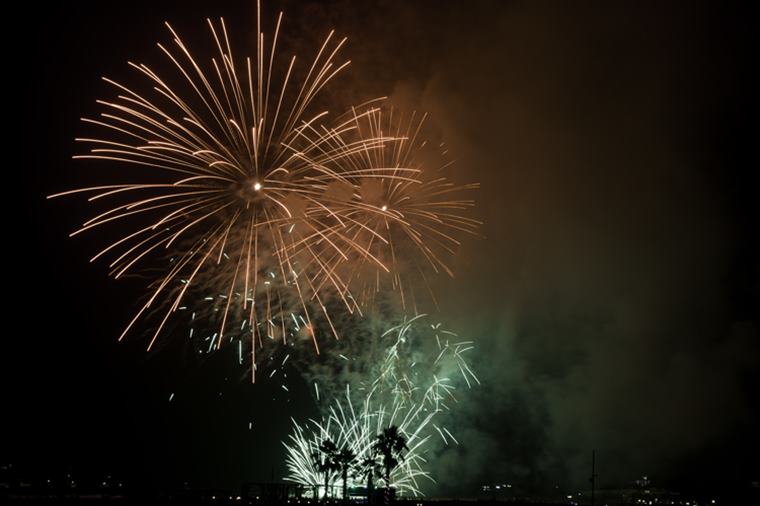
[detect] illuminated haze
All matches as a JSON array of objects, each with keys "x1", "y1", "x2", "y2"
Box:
[{"x1": 8, "y1": 0, "x2": 756, "y2": 498}]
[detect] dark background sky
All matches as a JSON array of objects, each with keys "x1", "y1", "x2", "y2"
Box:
[{"x1": 3, "y1": 0, "x2": 758, "y2": 500}]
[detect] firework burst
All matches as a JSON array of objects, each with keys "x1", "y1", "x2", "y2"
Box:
[
  {"x1": 313, "y1": 107, "x2": 481, "y2": 312},
  {"x1": 284, "y1": 385, "x2": 436, "y2": 497},
  {"x1": 49, "y1": 4, "x2": 479, "y2": 379},
  {"x1": 283, "y1": 315, "x2": 478, "y2": 496}
]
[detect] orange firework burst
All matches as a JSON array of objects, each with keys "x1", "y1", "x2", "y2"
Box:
[
  {"x1": 49, "y1": 3, "x2": 479, "y2": 380},
  {"x1": 313, "y1": 107, "x2": 481, "y2": 312}
]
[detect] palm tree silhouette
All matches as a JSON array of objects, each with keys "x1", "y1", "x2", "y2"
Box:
[
  {"x1": 335, "y1": 447, "x2": 356, "y2": 502},
  {"x1": 374, "y1": 426, "x2": 408, "y2": 503},
  {"x1": 354, "y1": 449, "x2": 380, "y2": 504},
  {"x1": 312, "y1": 439, "x2": 340, "y2": 500}
]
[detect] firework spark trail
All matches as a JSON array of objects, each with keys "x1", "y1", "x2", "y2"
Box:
[
  {"x1": 295, "y1": 313, "x2": 480, "y2": 408},
  {"x1": 283, "y1": 315, "x2": 478, "y2": 496}
]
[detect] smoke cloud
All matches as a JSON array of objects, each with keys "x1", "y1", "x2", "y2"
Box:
[{"x1": 281, "y1": 0, "x2": 759, "y2": 495}]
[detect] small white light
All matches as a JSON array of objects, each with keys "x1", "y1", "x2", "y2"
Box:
[
  {"x1": 253, "y1": 182, "x2": 262, "y2": 191},
  {"x1": 381, "y1": 205, "x2": 387, "y2": 211}
]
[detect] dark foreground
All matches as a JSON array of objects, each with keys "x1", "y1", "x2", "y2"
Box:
[{"x1": 3, "y1": 496, "x2": 760, "y2": 506}]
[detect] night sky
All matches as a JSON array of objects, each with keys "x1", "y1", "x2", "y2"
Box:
[{"x1": 4, "y1": 0, "x2": 758, "y2": 500}]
